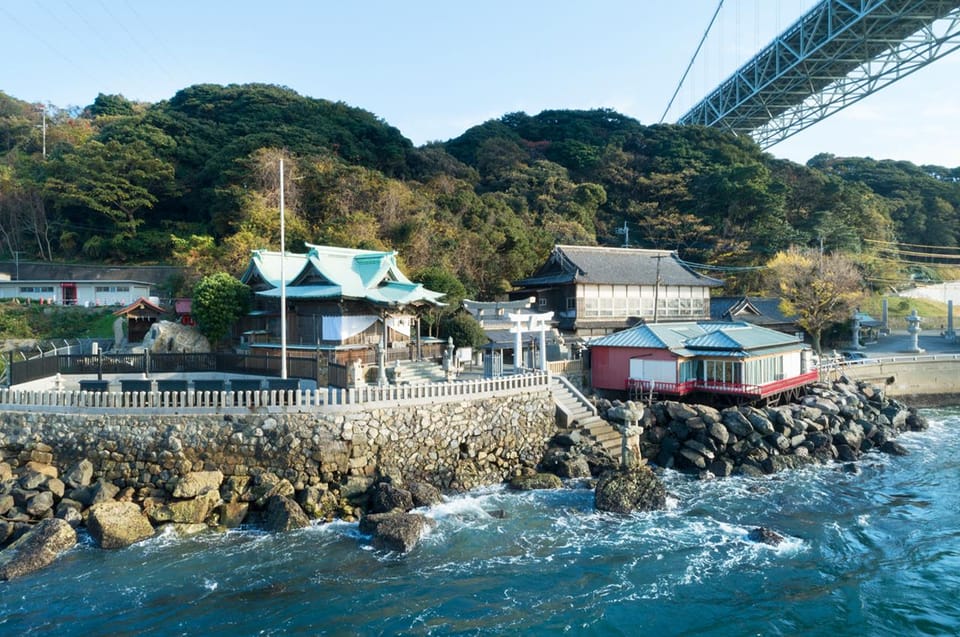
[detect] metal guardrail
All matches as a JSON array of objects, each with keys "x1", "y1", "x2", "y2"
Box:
[{"x1": 818, "y1": 353, "x2": 960, "y2": 371}]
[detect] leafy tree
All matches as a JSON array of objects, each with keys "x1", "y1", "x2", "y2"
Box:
[
  {"x1": 88, "y1": 93, "x2": 137, "y2": 117},
  {"x1": 413, "y1": 266, "x2": 467, "y2": 337},
  {"x1": 191, "y1": 273, "x2": 252, "y2": 346},
  {"x1": 44, "y1": 139, "x2": 176, "y2": 238},
  {"x1": 441, "y1": 312, "x2": 488, "y2": 349},
  {"x1": 765, "y1": 248, "x2": 865, "y2": 354}
]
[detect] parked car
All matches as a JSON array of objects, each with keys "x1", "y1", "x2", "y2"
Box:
[{"x1": 840, "y1": 351, "x2": 873, "y2": 364}]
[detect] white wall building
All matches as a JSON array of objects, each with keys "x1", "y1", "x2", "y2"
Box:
[{"x1": 0, "y1": 279, "x2": 152, "y2": 306}]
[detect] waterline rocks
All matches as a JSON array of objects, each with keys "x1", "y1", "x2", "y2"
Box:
[
  {"x1": 609, "y1": 378, "x2": 928, "y2": 477},
  {"x1": 86, "y1": 501, "x2": 154, "y2": 549},
  {"x1": 594, "y1": 466, "x2": 668, "y2": 514},
  {"x1": 359, "y1": 511, "x2": 435, "y2": 553},
  {"x1": 747, "y1": 527, "x2": 785, "y2": 546},
  {"x1": 509, "y1": 472, "x2": 563, "y2": 491},
  {"x1": 0, "y1": 518, "x2": 77, "y2": 581}
]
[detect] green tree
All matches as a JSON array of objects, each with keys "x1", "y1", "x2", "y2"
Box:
[
  {"x1": 45, "y1": 139, "x2": 176, "y2": 237},
  {"x1": 765, "y1": 248, "x2": 865, "y2": 354},
  {"x1": 441, "y1": 312, "x2": 488, "y2": 349},
  {"x1": 191, "y1": 273, "x2": 252, "y2": 346},
  {"x1": 413, "y1": 266, "x2": 467, "y2": 337}
]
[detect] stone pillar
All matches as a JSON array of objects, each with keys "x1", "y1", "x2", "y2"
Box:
[
  {"x1": 946, "y1": 300, "x2": 956, "y2": 342},
  {"x1": 851, "y1": 314, "x2": 862, "y2": 350},
  {"x1": 376, "y1": 344, "x2": 388, "y2": 386},
  {"x1": 514, "y1": 330, "x2": 523, "y2": 374},
  {"x1": 539, "y1": 327, "x2": 548, "y2": 372},
  {"x1": 442, "y1": 337, "x2": 457, "y2": 380},
  {"x1": 881, "y1": 298, "x2": 889, "y2": 335},
  {"x1": 905, "y1": 309, "x2": 924, "y2": 353}
]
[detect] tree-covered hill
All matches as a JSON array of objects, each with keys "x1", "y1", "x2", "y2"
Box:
[{"x1": 1, "y1": 84, "x2": 958, "y2": 299}]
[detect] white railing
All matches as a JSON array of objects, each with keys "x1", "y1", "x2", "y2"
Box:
[
  {"x1": 552, "y1": 374, "x2": 596, "y2": 416},
  {"x1": 0, "y1": 372, "x2": 552, "y2": 414},
  {"x1": 819, "y1": 352, "x2": 960, "y2": 372}
]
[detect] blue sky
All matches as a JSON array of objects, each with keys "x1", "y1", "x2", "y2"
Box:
[{"x1": 3, "y1": 0, "x2": 959, "y2": 167}]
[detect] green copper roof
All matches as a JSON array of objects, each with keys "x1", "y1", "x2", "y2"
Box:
[{"x1": 242, "y1": 244, "x2": 445, "y2": 308}]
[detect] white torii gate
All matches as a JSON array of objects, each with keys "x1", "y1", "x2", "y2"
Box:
[{"x1": 509, "y1": 311, "x2": 554, "y2": 372}]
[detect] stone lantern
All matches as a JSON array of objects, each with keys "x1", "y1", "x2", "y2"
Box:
[
  {"x1": 905, "y1": 309, "x2": 924, "y2": 353},
  {"x1": 607, "y1": 402, "x2": 645, "y2": 470}
]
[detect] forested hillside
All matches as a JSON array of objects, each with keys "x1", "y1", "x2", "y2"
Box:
[{"x1": 1, "y1": 84, "x2": 958, "y2": 299}]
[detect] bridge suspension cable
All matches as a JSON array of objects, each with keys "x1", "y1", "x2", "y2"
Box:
[
  {"x1": 660, "y1": 0, "x2": 725, "y2": 124},
  {"x1": 678, "y1": 0, "x2": 960, "y2": 149}
]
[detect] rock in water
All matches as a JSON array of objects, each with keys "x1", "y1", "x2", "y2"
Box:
[
  {"x1": 87, "y1": 501, "x2": 155, "y2": 549},
  {"x1": 508, "y1": 473, "x2": 563, "y2": 491},
  {"x1": 262, "y1": 495, "x2": 310, "y2": 532},
  {"x1": 360, "y1": 511, "x2": 434, "y2": 553},
  {"x1": 747, "y1": 527, "x2": 785, "y2": 546},
  {"x1": 0, "y1": 518, "x2": 77, "y2": 580},
  {"x1": 369, "y1": 482, "x2": 415, "y2": 514},
  {"x1": 407, "y1": 482, "x2": 442, "y2": 508},
  {"x1": 594, "y1": 467, "x2": 667, "y2": 514}
]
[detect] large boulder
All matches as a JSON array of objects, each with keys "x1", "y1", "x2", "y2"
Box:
[
  {"x1": 142, "y1": 320, "x2": 211, "y2": 354},
  {"x1": 146, "y1": 490, "x2": 221, "y2": 525},
  {"x1": 170, "y1": 471, "x2": 224, "y2": 499},
  {"x1": 407, "y1": 482, "x2": 442, "y2": 508},
  {"x1": 261, "y1": 495, "x2": 310, "y2": 532},
  {"x1": 369, "y1": 482, "x2": 414, "y2": 514},
  {"x1": 0, "y1": 518, "x2": 77, "y2": 581},
  {"x1": 360, "y1": 511, "x2": 434, "y2": 553},
  {"x1": 540, "y1": 448, "x2": 592, "y2": 479},
  {"x1": 594, "y1": 467, "x2": 667, "y2": 514},
  {"x1": 747, "y1": 527, "x2": 785, "y2": 546},
  {"x1": 87, "y1": 501, "x2": 155, "y2": 549},
  {"x1": 508, "y1": 473, "x2": 562, "y2": 491},
  {"x1": 64, "y1": 459, "x2": 94, "y2": 489}
]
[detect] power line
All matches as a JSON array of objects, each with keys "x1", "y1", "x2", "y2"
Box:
[
  {"x1": 872, "y1": 247, "x2": 960, "y2": 260},
  {"x1": 677, "y1": 258, "x2": 766, "y2": 272},
  {"x1": 865, "y1": 237, "x2": 960, "y2": 251}
]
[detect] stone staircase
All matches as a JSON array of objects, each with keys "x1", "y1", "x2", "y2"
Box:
[
  {"x1": 550, "y1": 376, "x2": 621, "y2": 458},
  {"x1": 388, "y1": 360, "x2": 449, "y2": 384}
]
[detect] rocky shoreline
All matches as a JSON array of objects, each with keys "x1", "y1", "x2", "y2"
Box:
[{"x1": 0, "y1": 375, "x2": 934, "y2": 580}]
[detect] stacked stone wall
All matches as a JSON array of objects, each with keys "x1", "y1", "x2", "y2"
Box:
[{"x1": 0, "y1": 390, "x2": 556, "y2": 495}]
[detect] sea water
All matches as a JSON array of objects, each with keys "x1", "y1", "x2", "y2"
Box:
[{"x1": 2, "y1": 407, "x2": 959, "y2": 636}]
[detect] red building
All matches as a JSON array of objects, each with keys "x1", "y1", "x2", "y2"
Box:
[{"x1": 589, "y1": 321, "x2": 817, "y2": 403}]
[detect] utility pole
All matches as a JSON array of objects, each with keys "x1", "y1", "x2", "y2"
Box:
[
  {"x1": 279, "y1": 158, "x2": 287, "y2": 380},
  {"x1": 615, "y1": 220, "x2": 630, "y2": 248},
  {"x1": 651, "y1": 254, "x2": 666, "y2": 323},
  {"x1": 35, "y1": 104, "x2": 46, "y2": 159}
]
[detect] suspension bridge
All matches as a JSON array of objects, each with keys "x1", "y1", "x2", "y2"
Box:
[{"x1": 674, "y1": 0, "x2": 960, "y2": 149}]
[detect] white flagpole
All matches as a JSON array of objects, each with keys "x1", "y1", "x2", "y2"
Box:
[{"x1": 280, "y1": 158, "x2": 288, "y2": 379}]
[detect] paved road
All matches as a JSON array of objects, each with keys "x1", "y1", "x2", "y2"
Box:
[
  {"x1": 844, "y1": 329, "x2": 959, "y2": 358},
  {"x1": 898, "y1": 281, "x2": 960, "y2": 306}
]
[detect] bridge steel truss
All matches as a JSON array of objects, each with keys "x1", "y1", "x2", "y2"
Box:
[{"x1": 678, "y1": 0, "x2": 960, "y2": 149}]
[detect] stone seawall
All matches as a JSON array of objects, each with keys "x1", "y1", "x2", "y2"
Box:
[
  {"x1": 0, "y1": 389, "x2": 556, "y2": 496},
  {"x1": 830, "y1": 358, "x2": 960, "y2": 407}
]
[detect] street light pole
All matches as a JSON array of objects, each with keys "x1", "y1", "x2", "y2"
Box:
[
  {"x1": 35, "y1": 104, "x2": 46, "y2": 159},
  {"x1": 280, "y1": 159, "x2": 287, "y2": 379}
]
